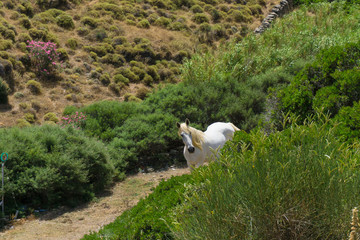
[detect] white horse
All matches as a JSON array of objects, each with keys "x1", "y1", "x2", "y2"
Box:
[{"x1": 176, "y1": 119, "x2": 240, "y2": 169}]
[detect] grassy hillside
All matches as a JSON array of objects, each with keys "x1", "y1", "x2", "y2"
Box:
[
  {"x1": 0, "y1": 0, "x2": 276, "y2": 128},
  {"x1": 81, "y1": 2, "x2": 360, "y2": 239}
]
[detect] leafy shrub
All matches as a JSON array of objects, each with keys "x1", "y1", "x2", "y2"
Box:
[
  {"x1": 192, "y1": 13, "x2": 210, "y2": 24},
  {"x1": 191, "y1": 4, "x2": 204, "y2": 13},
  {"x1": 137, "y1": 19, "x2": 150, "y2": 28},
  {"x1": 0, "y1": 78, "x2": 8, "y2": 104},
  {"x1": 99, "y1": 73, "x2": 111, "y2": 86},
  {"x1": 2, "y1": 125, "x2": 115, "y2": 211},
  {"x1": 279, "y1": 41, "x2": 360, "y2": 123},
  {"x1": 19, "y1": 17, "x2": 31, "y2": 29},
  {"x1": 81, "y1": 17, "x2": 98, "y2": 28},
  {"x1": 24, "y1": 113, "x2": 36, "y2": 123},
  {"x1": 0, "y1": 39, "x2": 13, "y2": 50},
  {"x1": 16, "y1": 119, "x2": 31, "y2": 128},
  {"x1": 231, "y1": 9, "x2": 252, "y2": 23},
  {"x1": 168, "y1": 21, "x2": 188, "y2": 31},
  {"x1": 43, "y1": 112, "x2": 59, "y2": 123},
  {"x1": 16, "y1": 2, "x2": 34, "y2": 17},
  {"x1": 26, "y1": 80, "x2": 42, "y2": 94},
  {"x1": 113, "y1": 74, "x2": 129, "y2": 85},
  {"x1": 172, "y1": 118, "x2": 360, "y2": 239},
  {"x1": 63, "y1": 101, "x2": 144, "y2": 142},
  {"x1": 83, "y1": 174, "x2": 193, "y2": 240},
  {"x1": 56, "y1": 14, "x2": 75, "y2": 29},
  {"x1": 154, "y1": 17, "x2": 172, "y2": 27},
  {"x1": 114, "y1": 68, "x2": 139, "y2": 83},
  {"x1": 66, "y1": 38, "x2": 79, "y2": 50}
]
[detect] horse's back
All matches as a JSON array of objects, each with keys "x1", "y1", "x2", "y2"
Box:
[{"x1": 206, "y1": 122, "x2": 237, "y2": 139}]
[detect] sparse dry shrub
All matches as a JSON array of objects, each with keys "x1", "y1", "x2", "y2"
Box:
[
  {"x1": 28, "y1": 28, "x2": 48, "y2": 41},
  {"x1": 100, "y1": 73, "x2": 111, "y2": 85},
  {"x1": 43, "y1": 112, "x2": 58, "y2": 123},
  {"x1": 231, "y1": 9, "x2": 252, "y2": 23},
  {"x1": 16, "y1": 118, "x2": 31, "y2": 128},
  {"x1": 154, "y1": 16, "x2": 172, "y2": 27},
  {"x1": 66, "y1": 38, "x2": 79, "y2": 50},
  {"x1": 26, "y1": 80, "x2": 42, "y2": 94},
  {"x1": 147, "y1": 13, "x2": 159, "y2": 23},
  {"x1": 112, "y1": 36, "x2": 127, "y2": 47},
  {"x1": 136, "y1": 86, "x2": 151, "y2": 100},
  {"x1": 192, "y1": 13, "x2": 210, "y2": 24},
  {"x1": 81, "y1": 17, "x2": 98, "y2": 28},
  {"x1": 168, "y1": 21, "x2": 188, "y2": 31},
  {"x1": 137, "y1": 19, "x2": 150, "y2": 28},
  {"x1": 19, "y1": 17, "x2": 32, "y2": 29},
  {"x1": 77, "y1": 27, "x2": 90, "y2": 36},
  {"x1": 146, "y1": 65, "x2": 160, "y2": 82},
  {"x1": 0, "y1": 39, "x2": 13, "y2": 51},
  {"x1": 124, "y1": 93, "x2": 141, "y2": 102},
  {"x1": 143, "y1": 74, "x2": 154, "y2": 86},
  {"x1": 100, "y1": 53, "x2": 125, "y2": 67},
  {"x1": 56, "y1": 14, "x2": 75, "y2": 29},
  {"x1": 131, "y1": 66, "x2": 146, "y2": 80},
  {"x1": 113, "y1": 74, "x2": 129, "y2": 85},
  {"x1": 249, "y1": 4, "x2": 263, "y2": 15},
  {"x1": 108, "y1": 82, "x2": 121, "y2": 95},
  {"x1": 115, "y1": 68, "x2": 139, "y2": 83},
  {"x1": 24, "y1": 113, "x2": 36, "y2": 123},
  {"x1": 191, "y1": 4, "x2": 204, "y2": 13}
]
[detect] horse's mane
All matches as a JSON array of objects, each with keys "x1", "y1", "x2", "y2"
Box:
[{"x1": 178, "y1": 123, "x2": 205, "y2": 150}]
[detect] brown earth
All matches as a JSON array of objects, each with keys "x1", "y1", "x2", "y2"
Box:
[{"x1": 0, "y1": 166, "x2": 190, "y2": 240}]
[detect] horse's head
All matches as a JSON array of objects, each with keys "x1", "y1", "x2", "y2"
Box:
[{"x1": 177, "y1": 119, "x2": 195, "y2": 153}]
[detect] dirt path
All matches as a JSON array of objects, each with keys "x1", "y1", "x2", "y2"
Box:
[{"x1": 0, "y1": 167, "x2": 190, "y2": 240}]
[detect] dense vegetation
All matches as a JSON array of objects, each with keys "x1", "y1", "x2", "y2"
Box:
[
  {"x1": 172, "y1": 116, "x2": 360, "y2": 239},
  {"x1": 0, "y1": 125, "x2": 117, "y2": 215},
  {"x1": 82, "y1": 1, "x2": 360, "y2": 239}
]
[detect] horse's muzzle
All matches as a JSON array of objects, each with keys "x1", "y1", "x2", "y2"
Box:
[{"x1": 188, "y1": 147, "x2": 195, "y2": 153}]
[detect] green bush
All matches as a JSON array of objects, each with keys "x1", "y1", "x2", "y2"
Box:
[
  {"x1": 114, "y1": 68, "x2": 139, "y2": 83},
  {"x1": 63, "y1": 101, "x2": 144, "y2": 143},
  {"x1": 81, "y1": 17, "x2": 98, "y2": 28},
  {"x1": 279, "y1": 41, "x2": 360, "y2": 123},
  {"x1": 113, "y1": 74, "x2": 129, "y2": 85},
  {"x1": 172, "y1": 118, "x2": 360, "y2": 239},
  {"x1": 190, "y1": 4, "x2": 204, "y2": 13},
  {"x1": 137, "y1": 19, "x2": 150, "y2": 28},
  {"x1": 66, "y1": 38, "x2": 79, "y2": 50},
  {"x1": 19, "y1": 17, "x2": 31, "y2": 29},
  {"x1": 56, "y1": 14, "x2": 75, "y2": 29},
  {"x1": 334, "y1": 101, "x2": 360, "y2": 143},
  {"x1": 82, "y1": 174, "x2": 193, "y2": 240},
  {"x1": 192, "y1": 13, "x2": 210, "y2": 24},
  {"x1": 0, "y1": 125, "x2": 115, "y2": 213},
  {"x1": 0, "y1": 78, "x2": 8, "y2": 104},
  {"x1": 26, "y1": 80, "x2": 42, "y2": 95},
  {"x1": 154, "y1": 17, "x2": 172, "y2": 27},
  {"x1": 43, "y1": 112, "x2": 59, "y2": 123}
]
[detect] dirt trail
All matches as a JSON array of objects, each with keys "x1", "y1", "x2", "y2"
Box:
[{"x1": 0, "y1": 167, "x2": 190, "y2": 240}]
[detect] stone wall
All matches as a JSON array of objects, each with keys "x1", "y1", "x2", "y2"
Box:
[{"x1": 254, "y1": 0, "x2": 294, "y2": 34}]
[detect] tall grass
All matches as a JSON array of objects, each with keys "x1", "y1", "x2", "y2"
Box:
[
  {"x1": 182, "y1": 2, "x2": 360, "y2": 84},
  {"x1": 171, "y1": 114, "x2": 360, "y2": 239}
]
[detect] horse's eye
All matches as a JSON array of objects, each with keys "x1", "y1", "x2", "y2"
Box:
[{"x1": 181, "y1": 133, "x2": 184, "y2": 137}]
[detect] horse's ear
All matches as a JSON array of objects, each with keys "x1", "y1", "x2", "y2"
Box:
[
  {"x1": 185, "y1": 118, "x2": 190, "y2": 126},
  {"x1": 176, "y1": 122, "x2": 180, "y2": 128}
]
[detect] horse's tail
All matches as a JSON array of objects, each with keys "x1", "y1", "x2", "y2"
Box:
[{"x1": 229, "y1": 123, "x2": 240, "y2": 132}]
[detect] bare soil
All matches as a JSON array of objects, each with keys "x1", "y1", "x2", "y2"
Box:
[{"x1": 0, "y1": 167, "x2": 190, "y2": 240}]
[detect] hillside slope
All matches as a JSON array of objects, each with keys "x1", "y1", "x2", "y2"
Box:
[{"x1": 0, "y1": 0, "x2": 278, "y2": 127}]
